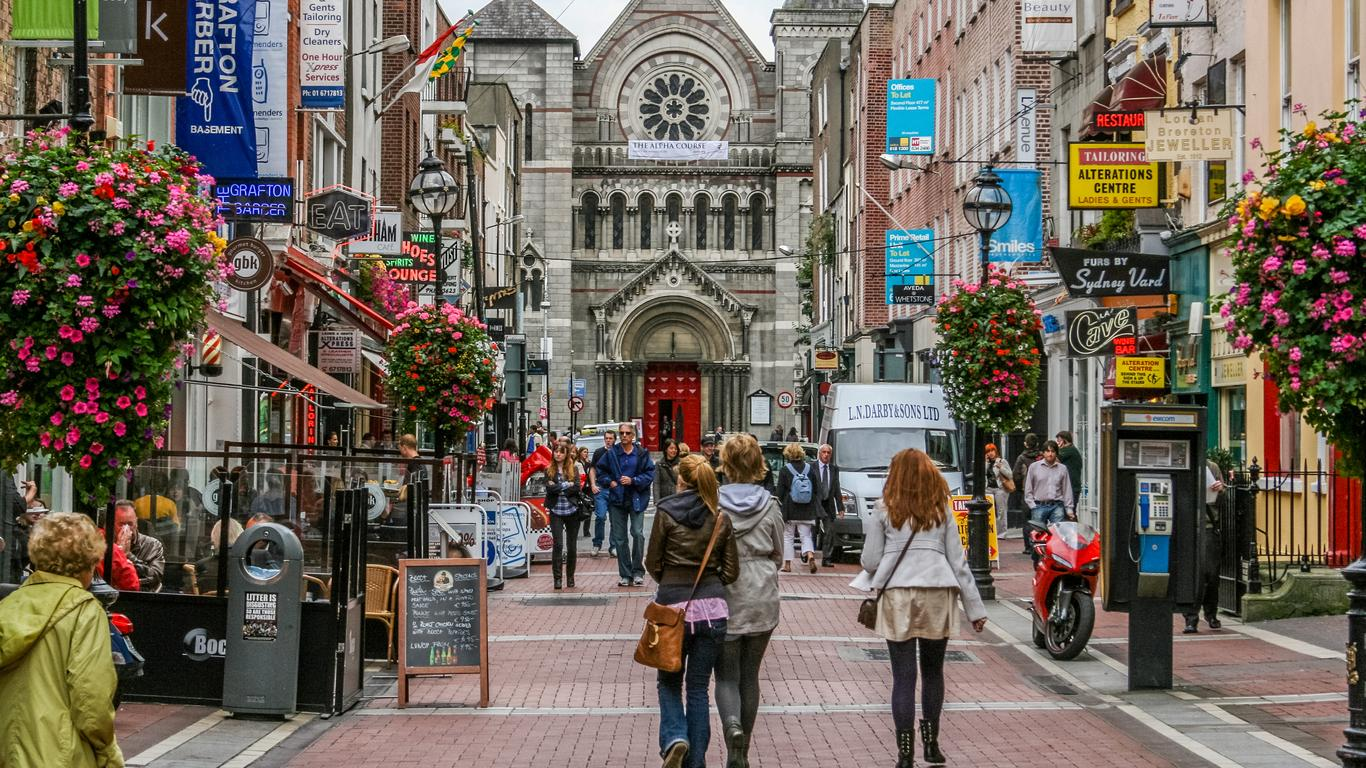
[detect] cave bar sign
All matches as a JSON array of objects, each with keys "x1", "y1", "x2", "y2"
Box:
[{"x1": 1068, "y1": 142, "x2": 1159, "y2": 209}]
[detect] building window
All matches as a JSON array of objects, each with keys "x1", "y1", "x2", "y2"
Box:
[
  {"x1": 611, "y1": 193, "x2": 626, "y2": 249},
  {"x1": 694, "y1": 194, "x2": 708, "y2": 250},
  {"x1": 524, "y1": 104, "x2": 534, "y2": 162},
  {"x1": 582, "y1": 191, "x2": 598, "y2": 250},
  {"x1": 749, "y1": 194, "x2": 764, "y2": 251},
  {"x1": 722, "y1": 194, "x2": 737, "y2": 250},
  {"x1": 639, "y1": 72, "x2": 712, "y2": 140},
  {"x1": 1280, "y1": 0, "x2": 1292, "y2": 144},
  {"x1": 666, "y1": 193, "x2": 682, "y2": 227},
  {"x1": 640, "y1": 193, "x2": 654, "y2": 249},
  {"x1": 1349, "y1": 0, "x2": 1361, "y2": 100}
]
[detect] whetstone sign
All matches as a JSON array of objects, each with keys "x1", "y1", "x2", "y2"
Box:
[
  {"x1": 397, "y1": 558, "x2": 489, "y2": 707},
  {"x1": 1050, "y1": 247, "x2": 1171, "y2": 298}
]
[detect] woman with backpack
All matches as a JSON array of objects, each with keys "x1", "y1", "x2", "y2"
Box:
[
  {"x1": 544, "y1": 442, "x2": 586, "y2": 589},
  {"x1": 775, "y1": 442, "x2": 823, "y2": 573}
]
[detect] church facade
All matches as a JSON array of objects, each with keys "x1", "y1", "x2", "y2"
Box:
[{"x1": 467, "y1": 0, "x2": 863, "y2": 447}]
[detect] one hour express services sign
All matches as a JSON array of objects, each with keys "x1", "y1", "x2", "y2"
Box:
[{"x1": 1068, "y1": 143, "x2": 1159, "y2": 209}]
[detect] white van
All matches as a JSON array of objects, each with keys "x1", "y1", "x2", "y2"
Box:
[{"x1": 819, "y1": 384, "x2": 964, "y2": 556}]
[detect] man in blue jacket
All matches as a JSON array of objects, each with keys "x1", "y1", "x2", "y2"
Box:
[{"x1": 596, "y1": 422, "x2": 655, "y2": 586}]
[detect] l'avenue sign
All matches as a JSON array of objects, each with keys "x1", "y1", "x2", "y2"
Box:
[
  {"x1": 1066, "y1": 306, "x2": 1136, "y2": 357},
  {"x1": 1050, "y1": 247, "x2": 1170, "y2": 298}
]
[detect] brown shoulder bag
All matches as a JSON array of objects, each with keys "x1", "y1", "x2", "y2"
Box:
[
  {"x1": 856, "y1": 527, "x2": 916, "y2": 631},
  {"x1": 633, "y1": 514, "x2": 724, "y2": 673}
]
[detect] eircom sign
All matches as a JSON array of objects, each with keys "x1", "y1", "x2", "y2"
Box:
[{"x1": 989, "y1": 169, "x2": 1044, "y2": 264}]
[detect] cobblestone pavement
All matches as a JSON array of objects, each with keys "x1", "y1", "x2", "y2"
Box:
[{"x1": 115, "y1": 541, "x2": 1351, "y2": 767}]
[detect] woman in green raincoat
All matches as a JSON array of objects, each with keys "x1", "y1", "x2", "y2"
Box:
[{"x1": 0, "y1": 511, "x2": 124, "y2": 767}]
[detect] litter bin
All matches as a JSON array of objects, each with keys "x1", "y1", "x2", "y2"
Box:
[{"x1": 222, "y1": 523, "x2": 304, "y2": 716}]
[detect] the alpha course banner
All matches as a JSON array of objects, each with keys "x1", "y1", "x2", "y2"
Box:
[
  {"x1": 627, "y1": 140, "x2": 729, "y2": 161},
  {"x1": 177, "y1": 0, "x2": 258, "y2": 179},
  {"x1": 991, "y1": 168, "x2": 1044, "y2": 263},
  {"x1": 253, "y1": 0, "x2": 287, "y2": 175},
  {"x1": 301, "y1": 0, "x2": 345, "y2": 108}
]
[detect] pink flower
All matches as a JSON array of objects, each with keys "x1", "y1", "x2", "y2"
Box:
[
  {"x1": 59, "y1": 385, "x2": 76, "y2": 401},
  {"x1": 1289, "y1": 347, "x2": 1303, "y2": 361},
  {"x1": 85, "y1": 378, "x2": 100, "y2": 394},
  {"x1": 10, "y1": 290, "x2": 30, "y2": 306},
  {"x1": 113, "y1": 422, "x2": 127, "y2": 437},
  {"x1": 134, "y1": 385, "x2": 147, "y2": 400},
  {"x1": 72, "y1": 402, "x2": 88, "y2": 415},
  {"x1": 44, "y1": 346, "x2": 57, "y2": 360},
  {"x1": 75, "y1": 253, "x2": 91, "y2": 267},
  {"x1": 134, "y1": 403, "x2": 148, "y2": 417},
  {"x1": 65, "y1": 274, "x2": 81, "y2": 288},
  {"x1": 50, "y1": 412, "x2": 63, "y2": 426},
  {"x1": 1292, "y1": 259, "x2": 1307, "y2": 275},
  {"x1": 116, "y1": 396, "x2": 132, "y2": 409},
  {"x1": 1262, "y1": 256, "x2": 1283, "y2": 273},
  {"x1": 9, "y1": 179, "x2": 29, "y2": 193},
  {"x1": 66, "y1": 428, "x2": 80, "y2": 445},
  {"x1": 90, "y1": 442, "x2": 103, "y2": 455},
  {"x1": 39, "y1": 433, "x2": 51, "y2": 448},
  {"x1": 79, "y1": 455, "x2": 92, "y2": 469},
  {"x1": 1336, "y1": 238, "x2": 1357, "y2": 257},
  {"x1": 58, "y1": 181, "x2": 80, "y2": 198},
  {"x1": 94, "y1": 411, "x2": 110, "y2": 424},
  {"x1": 60, "y1": 352, "x2": 74, "y2": 366}
]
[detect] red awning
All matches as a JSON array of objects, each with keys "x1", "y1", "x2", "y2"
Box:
[
  {"x1": 1109, "y1": 55, "x2": 1168, "y2": 113},
  {"x1": 1079, "y1": 85, "x2": 1116, "y2": 138},
  {"x1": 205, "y1": 309, "x2": 385, "y2": 409},
  {"x1": 283, "y1": 246, "x2": 396, "y2": 334}
]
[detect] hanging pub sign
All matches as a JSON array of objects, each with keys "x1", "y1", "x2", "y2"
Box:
[
  {"x1": 1093, "y1": 111, "x2": 1146, "y2": 132},
  {"x1": 1067, "y1": 143, "x2": 1159, "y2": 209},
  {"x1": 813, "y1": 350, "x2": 840, "y2": 371},
  {"x1": 215, "y1": 177, "x2": 295, "y2": 223},
  {"x1": 387, "y1": 232, "x2": 438, "y2": 284},
  {"x1": 484, "y1": 285, "x2": 519, "y2": 311},
  {"x1": 1050, "y1": 247, "x2": 1171, "y2": 298},
  {"x1": 1066, "y1": 306, "x2": 1137, "y2": 357},
  {"x1": 304, "y1": 186, "x2": 374, "y2": 242}
]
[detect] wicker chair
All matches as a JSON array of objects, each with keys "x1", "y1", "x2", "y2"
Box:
[{"x1": 365, "y1": 565, "x2": 400, "y2": 662}]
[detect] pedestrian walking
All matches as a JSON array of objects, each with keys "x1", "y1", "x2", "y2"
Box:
[
  {"x1": 815, "y1": 443, "x2": 842, "y2": 567},
  {"x1": 1184, "y1": 460, "x2": 1227, "y2": 634},
  {"x1": 577, "y1": 446, "x2": 595, "y2": 539},
  {"x1": 700, "y1": 435, "x2": 724, "y2": 483},
  {"x1": 776, "y1": 443, "x2": 823, "y2": 573},
  {"x1": 589, "y1": 430, "x2": 617, "y2": 558},
  {"x1": 645, "y1": 455, "x2": 739, "y2": 768},
  {"x1": 1011, "y1": 434, "x2": 1043, "y2": 552},
  {"x1": 983, "y1": 443, "x2": 1012, "y2": 536},
  {"x1": 785, "y1": 427, "x2": 799, "y2": 442},
  {"x1": 1024, "y1": 441, "x2": 1074, "y2": 526},
  {"x1": 713, "y1": 434, "x2": 784, "y2": 768},
  {"x1": 545, "y1": 443, "x2": 586, "y2": 590},
  {"x1": 1055, "y1": 430, "x2": 1083, "y2": 507},
  {"x1": 768, "y1": 426, "x2": 784, "y2": 442},
  {"x1": 657, "y1": 440, "x2": 682, "y2": 503},
  {"x1": 597, "y1": 423, "x2": 655, "y2": 586},
  {"x1": 0, "y1": 512, "x2": 125, "y2": 767},
  {"x1": 861, "y1": 449, "x2": 987, "y2": 768}
]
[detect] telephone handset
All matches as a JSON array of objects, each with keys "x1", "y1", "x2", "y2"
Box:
[{"x1": 1135, "y1": 474, "x2": 1174, "y2": 597}]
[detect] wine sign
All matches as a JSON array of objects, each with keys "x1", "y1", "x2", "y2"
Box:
[
  {"x1": 397, "y1": 558, "x2": 489, "y2": 707},
  {"x1": 1066, "y1": 307, "x2": 1137, "y2": 357},
  {"x1": 1050, "y1": 247, "x2": 1171, "y2": 298}
]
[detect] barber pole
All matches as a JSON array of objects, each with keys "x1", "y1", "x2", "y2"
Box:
[{"x1": 201, "y1": 329, "x2": 223, "y2": 377}]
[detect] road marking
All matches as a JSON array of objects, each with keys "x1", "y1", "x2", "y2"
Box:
[
  {"x1": 125, "y1": 710, "x2": 227, "y2": 765},
  {"x1": 1225, "y1": 622, "x2": 1344, "y2": 660},
  {"x1": 982, "y1": 603, "x2": 1122, "y2": 705},
  {"x1": 1206, "y1": 692, "x2": 1346, "y2": 706},
  {"x1": 1086, "y1": 647, "x2": 1130, "y2": 674},
  {"x1": 1195, "y1": 702, "x2": 1247, "y2": 725},
  {"x1": 1116, "y1": 704, "x2": 1247, "y2": 768},
  {"x1": 219, "y1": 713, "x2": 317, "y2": 768},
  {"x1": 488, "y1": 633, "x2": 1000, "y2": 645},
  {"x1": 1248, "y1": 729, "x2": 1339, "y2": 767},
  {"x1": 356, "y1": 700, "x2": 1086, "y2": 717}
]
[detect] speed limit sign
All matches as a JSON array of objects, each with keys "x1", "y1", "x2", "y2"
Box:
[{"x1": 776, "y1": 391, "x2": 795, "y2": 409}]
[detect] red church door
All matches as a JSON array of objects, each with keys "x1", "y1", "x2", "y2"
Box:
[{"x1": 643, "y1": 363, "x2": 701, "y2": 451}]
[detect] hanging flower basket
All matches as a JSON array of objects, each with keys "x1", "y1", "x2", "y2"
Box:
[
  {"x1": 0, "y1": 129, "x2": 228, "y2": 502},
  {"x1": 355, "y1": 260, "x2": 411, "y2": 317},
  {"x1": 933, "y1": 269, "x2": 1043, "y2": 433},
  {"x1": 1218, "y1": 105, "x2": 1366, "y2": 478},
  {"x1": 385, "y1": 302, "x2": 498, "y2": 437}
]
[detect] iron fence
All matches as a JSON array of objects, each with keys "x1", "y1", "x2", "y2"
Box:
[{"x1": 1253, "y1": 460, "x2": 1362, "y2": 584}]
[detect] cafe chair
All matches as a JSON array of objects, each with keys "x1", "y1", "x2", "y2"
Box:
[
  {"x1": 302, "y1": 574, "x2": 331, "y2": 602},
  {"x1": 365, "y1": 565, "x2": 400, "y2": 662}
]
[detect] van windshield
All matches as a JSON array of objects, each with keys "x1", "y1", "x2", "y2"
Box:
[{"x1": 831, "y1": 428, "x2": 959, "y2": 472}]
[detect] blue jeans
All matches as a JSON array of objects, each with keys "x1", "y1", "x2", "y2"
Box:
[
  {"x1": 593, "y1": 488, "x2": 610, "y2": 549},
  {"x1": 609, "y1": 503, "x2": 645, "y2": 580},
  {"x1": 1030, "y1": 502, "x2": 1067, "y2": 525},
  {"x1": 658, "y1": 618, "x2": 727, "y2": 767}
]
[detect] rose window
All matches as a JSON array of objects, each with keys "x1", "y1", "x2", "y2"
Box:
[{"x1": 638, "y1": 73, "x2": 711, "y2": 140}]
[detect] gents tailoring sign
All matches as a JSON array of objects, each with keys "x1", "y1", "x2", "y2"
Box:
[
  {"x1": 1066, "y1": 307, "x2": 1137, "y2": 357},
  {"x1": 1051, "y1": 247, "x2": 1171, "y2": 297},
  {"x1": 1068, "y1": 143, "x2": 1158, "y2": 209},
  {"x1": 301, "y1": 0, "x2": 345, "y2": 108},
  {"x1": 1143, "y1": 109, "x2": 1234, "y2": 161}
]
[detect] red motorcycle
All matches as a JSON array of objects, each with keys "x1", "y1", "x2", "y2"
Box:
[{"x1": 1027, "y1": 520, "x2": 1101, "y2": 660}]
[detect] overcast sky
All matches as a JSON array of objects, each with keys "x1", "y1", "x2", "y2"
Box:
[{"x1": 455, "y1": 0, "x2": 783, "y2": 59}]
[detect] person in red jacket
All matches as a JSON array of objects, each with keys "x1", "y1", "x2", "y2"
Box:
[{"x1": 94, "y1": 530, "x2": 139, "y2": 592}]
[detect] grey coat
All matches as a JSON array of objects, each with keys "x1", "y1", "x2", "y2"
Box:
[
  {"x1": 860, "y1": 501, "x2": 987, "y2": 623},
  {"x1": 718, "y1": 483, "x2": 785, "y2": 636}
]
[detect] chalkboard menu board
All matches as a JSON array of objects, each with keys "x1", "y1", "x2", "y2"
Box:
[{"x1": 396, "y1": 558, "x2": 488, "y2": 707}]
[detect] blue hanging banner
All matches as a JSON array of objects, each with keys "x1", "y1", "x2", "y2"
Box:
[
  {"x1": 886, "y1": 79, "x2": 936, "y2": 155},
  {"x1": 885, "y1": 229, "x2": 936, "y2": 305},
  {"x1": 990, "y1": 168, "x2": 1045, "y2": 263},
  {"x1": 176, "y1": 0, "x2": 258, "y2": 179}
]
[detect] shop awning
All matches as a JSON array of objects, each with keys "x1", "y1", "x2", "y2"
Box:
[
  {"x1": 1109, "y1": 55, "x2": 1168, "y2": 113},
  {"x1": 282, "y1": 245, "x2": 396, "y2": 341},
  {"x1": 1079, "y1": 85, "x2": 1116, "y2": 138},
  {"x1": 361, "y1": 350, "x2": 388, "y2": 377},
  {"x1": 205, "y1": 308, "x2": 385, "y2": 409}
]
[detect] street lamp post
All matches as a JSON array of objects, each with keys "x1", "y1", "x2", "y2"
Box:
[
  {"x1": 70, "y1": 0, "x2": 93, "y2": 133},
  {"x1": 541, "y1": 299, "x2": 551, "y2": 435},
  {"x1": 408, "y1": 150, "x2": 461, "y2": 459},
  {"x1": 960, "y1": 166, "x2": 1013, "y2": 602}
]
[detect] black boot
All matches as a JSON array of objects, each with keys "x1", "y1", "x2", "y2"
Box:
[
  {"x1": 896, "y1": 729, "x2": 916, "y2": 768},
  {"x1": 919, "y1": 720, "x2": 945, "y2": 764},
  {"x1": 553, "y1": 557, "x2": 563, "y2": 590},
  {"x1": 724, "y1": 721, "x2": 748, "y2": 768},
  {"x1": 566, "y1": 561, "x2": 575, "y2": 589}
]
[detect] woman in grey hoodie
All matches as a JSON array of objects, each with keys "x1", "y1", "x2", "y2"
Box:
[{"x1": 713, "y1": 434, "x2": 785, "y2": 768}]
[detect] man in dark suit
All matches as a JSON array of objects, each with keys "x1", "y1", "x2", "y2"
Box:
[{"x1": 815, "y1": 443, "x2": 841, "y2": 567}]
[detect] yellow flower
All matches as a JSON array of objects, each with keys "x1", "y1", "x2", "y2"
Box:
[
  {"x1": 35, "y1": 196, "x2": 47, "y2": 206},
  {"x1": 1322, "y1": 131, "x2": 1340, "y2": 143},
  {"x1": 1310, "y1": 180, "x2": 1327, "y2": 191},
  {"x1": 1282, "y1": 195, "x2": 1306, "y2": 216},
  {"x1": 51, "y1": 201, "x2": 64, "y2": 215},
  {"x1": 1277, "y1": 235, "x2": 1297, "y2": 242},
  {"x1": 1258, "y1": 196, "x2": 1281, "y2": 220},
  {"x1": 7, "y1": 194, "x2": 17, "y2": 203},
  {"x1": 1304, "y1": 121, "x2": 1317, "y2": 137},
  {"x1": 21, "y1": 220, "x2": 34, "y2": 232}
]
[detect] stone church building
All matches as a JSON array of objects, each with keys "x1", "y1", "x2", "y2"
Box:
[{"x1": 468, "y1": 0, "x2": 862, "y2": 447}]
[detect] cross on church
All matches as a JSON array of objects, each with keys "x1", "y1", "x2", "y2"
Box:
[{"x1": 667, "y1": 221, "x2": 682, "y2": 248}]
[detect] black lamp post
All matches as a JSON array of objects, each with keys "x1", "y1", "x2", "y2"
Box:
[
  {"x1": 408, "y1": 150, "x2": 461, "y2": 459},
  {"x1": 71, "y1": 0, "x2": 93, "y2": 134},
  {"x1": 960, "y1": 166, "x2": 1012, "y2": 601}
]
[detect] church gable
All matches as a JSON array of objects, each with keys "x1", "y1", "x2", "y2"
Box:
[
  {"x1": 593, "y1": 235, "x2": 757, "y2": 328},
  {"x1": 582, "y1": 0, "x2": 768, "y2": 67}
]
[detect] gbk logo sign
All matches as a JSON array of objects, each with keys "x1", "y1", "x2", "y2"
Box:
[{"x1": 183, "y1": 628, "x2": 227, "y2": 662}]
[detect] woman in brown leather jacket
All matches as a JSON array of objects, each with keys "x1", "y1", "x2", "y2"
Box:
[{"x1": 645, "y1": 455, "x2": 739, "y2": 768}]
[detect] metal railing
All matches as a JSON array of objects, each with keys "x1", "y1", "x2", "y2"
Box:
[
  {"x1": 1253, "y1": 459, "x2": 1362, "y2": 582},
  {"x1": 422, "y1": 66, "x2": 469, "y2": 105}
]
